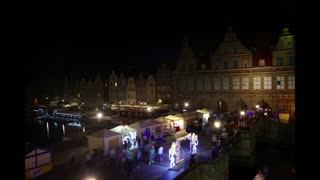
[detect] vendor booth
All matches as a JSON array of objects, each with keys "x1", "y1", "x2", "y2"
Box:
[
  {"x1": 129, "y1": 119, "x2": 164, "y2": 139},
  {"x1": 196, "y1": 108, "x2": 212, "y2": 124},
  {"x1": 110, "y1": 125, "x2": 137, "y2": 149},
  {"x1": 87, "y1": 128, "x2": 122, "y2": 156},
  {"x1": 155, "y1": 115, "x2": 184, "y2": 133},
  {"x1": 176, "y1": 112, "x2": 198, "y2": 127}
]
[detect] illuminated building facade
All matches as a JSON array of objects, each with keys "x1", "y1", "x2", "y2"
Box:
[
  {"x1": 156, "y1": 64, "x2": 174, "y2": 104},
  {"x1": 136, "y1": 72, "x2": 147, "y2": 104},
  {"x1": 174, "y1": 26, "x2": 295, "y2": 117},
  {"x1": 146, "y1": 75, "x2": 156, "y2": 104},
  {"x1": 62, "y1": 72, "x2": 104, "y2": 108},
  {"x1": 108, "y1": 71, "x2": 118, "y2": 104},
  {"x1": 117, "y1": 72, "x2": 127, "y2": 105},
  {"x1": 127, "y1": 77, "x2": 136, "y2": 105}
]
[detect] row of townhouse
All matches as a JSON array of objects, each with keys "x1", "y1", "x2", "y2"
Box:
[{"x1": 63, "y1": 25, "x2": 295, "y2": 116}]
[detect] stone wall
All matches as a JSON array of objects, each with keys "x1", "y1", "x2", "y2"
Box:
[{"x1": 174, "y1": 154, "x2": 229, "y2": 180}]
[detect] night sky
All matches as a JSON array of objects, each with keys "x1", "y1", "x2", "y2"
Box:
[{"x1": 27, "y1": 1, "x2": 295, "y2": 98}]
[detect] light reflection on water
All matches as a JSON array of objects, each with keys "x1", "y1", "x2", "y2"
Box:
[{"x1": 26, "y1": 115, "x2": 84, "y2": 145}]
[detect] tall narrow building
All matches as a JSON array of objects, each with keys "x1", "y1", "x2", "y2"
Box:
[
  {"x1": 127, "y1": 77, "x2": 136, "y2": 105},
  {"x1": 146, "y1": 75, "x2": 156, "y2": 104},
  {"x1": 136, "y1": 72, "x2": 146, "y2": 104}
]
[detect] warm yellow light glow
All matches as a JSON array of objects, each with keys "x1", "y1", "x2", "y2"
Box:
[
  {"x1": 240, "y1": 111, "x2": 245, "y2": 116},
  {"x1": 97, "y1": 113, "x2": 102, "y2": 119},
  {"x1": 256, "y1": 105, "x2": 259, "y2": 109},
  {"x1": 184, "y1": 102, "x2": 189, "y2": 107},
  {"x1": 214, "y1": 121, "x2": 221, "y2": 128}
]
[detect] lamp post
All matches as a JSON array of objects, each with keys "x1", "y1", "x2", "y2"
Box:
[
  {"x1": 183, "y1": 102, "x2": 189, "y2": 112},
  {"x1": 97, "y1": 112, "x2": 102, "y2": 121}
]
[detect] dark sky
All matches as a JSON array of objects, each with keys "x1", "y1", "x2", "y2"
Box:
[{"x1": 27, "y1": 1, "x2": 295, "y2": 96}]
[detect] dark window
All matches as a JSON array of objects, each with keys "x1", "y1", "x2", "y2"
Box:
[
  {"x1": 289, "y1": 55, "x2": 295, "y2": 65},
  {"x1": 277, "y1": 56, "x2": 283, "y2": 66},
  {"x1": 224, "y1": 61, "x2": 228, "y2": 69},
  {"x1": 232, "y1": 60, "x2": 238, "y2": 68}
]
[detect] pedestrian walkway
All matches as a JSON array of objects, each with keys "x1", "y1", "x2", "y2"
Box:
[{"x1": 38, "y1": 128, "x2": 233, "y2": 180}]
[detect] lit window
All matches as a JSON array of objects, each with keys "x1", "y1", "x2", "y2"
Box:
[
  {"x1": 263, "y1": 77, "x2": 272, "y2": 89},
  {"x1": 253, "y1": 77, "x2": 261, "y2": 89},
  {"x1": 242, "y1": 77, "x2": 249, "y2": 89},
  {"x1": 233, "y1": 78, "x2": 240, "y2": 89},
  {"x1": 259, "y1": 59, "x2": 265, "y2": 66},
  {"x1": 223, "y1": 78, "x2": 229, "y2": 90},
  {"x1": 288, "y1": 76, "x2": 295, "y2": 89},
  {"x1": 276, "y1": 76, "x2": 285, "y2": 89}
]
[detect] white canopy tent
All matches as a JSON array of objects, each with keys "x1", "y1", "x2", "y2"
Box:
[
  {"x1": 196, "y1": 108, "x2": 212, "y2": 123},
  {"x1": 129, "y1": 119, "x2": 164, "y2": 139},
  {"x1": 110, "y1": 125, "x2": 137, "y2": 147},
  {"x1": 87, "y1": 128, "x2": 122, "y2": 156},
  {"x1": 176, "y1": 112, "x2": 198, "y2": 127},
  {"x1": 155, "y1": 115, "x2": 184, "y2": 133}
]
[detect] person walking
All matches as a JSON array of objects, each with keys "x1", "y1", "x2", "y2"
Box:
[
  {"x1": 157, "y1": 146, "x2": 163, "y2": 163},
  {"x1": 136, "y1": 148, "x2": 142, "y2": 168},
  {"x1": 148, "y1": 146, "x2": 155, "y2": 165},
  {"x1": 212, "y1": 133, "x2": 218, "y2": 149}
]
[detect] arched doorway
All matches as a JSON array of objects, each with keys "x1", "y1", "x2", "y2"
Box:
[
  {"x1": 200, "y1": 98, "x2": 208, "y2": 109},
  {"x1": 234, "y1": 99, "x2": 248, "y2": 114},
  {"x1": 218, "y1": 99, "x2": 228, "y2": 114},
  {"x1": 256, "y1": 99, "x2": 271, "y2": 110}
]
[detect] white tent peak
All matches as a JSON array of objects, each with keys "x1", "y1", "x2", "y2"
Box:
[
  {"x1": 110, "y1": 125, "x2": 136, "y2": 134},
  {"x1": 89, "y1": 128, "x2": 121, "y2": 138}
]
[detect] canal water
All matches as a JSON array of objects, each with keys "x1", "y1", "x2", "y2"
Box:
[{"x1": 25, "y1": 112, "x2": 85, "y2": 146}]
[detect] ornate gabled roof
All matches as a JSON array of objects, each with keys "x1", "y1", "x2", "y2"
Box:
[
  {"x1": 177, "y1": 36, "x2": 198, "y2": 64},
  {"x1": 280, "y1": 24, "x2": 292, "y2": 37}
]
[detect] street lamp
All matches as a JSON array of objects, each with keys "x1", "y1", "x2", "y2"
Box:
[
  {"x1": 184, "y1": 102, "x2": 189, "y2": 107},
  {"x1": 214, "y1": 121, "x2": 221, "y2": 128},
  {"x1": 97, "y1": 112, "x2": 102, "y2": 120}
]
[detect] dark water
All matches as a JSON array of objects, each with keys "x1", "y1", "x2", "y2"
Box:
[
  {"x1": 229, "y1": 143, "x2": 295, "y2": 180},
  {"x1": 25, "y1": 112, "x2": 84, "y2": 146}
]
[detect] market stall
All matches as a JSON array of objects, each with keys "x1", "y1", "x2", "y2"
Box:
[
  {"x1": 176, "y1": 111, "x2": 198, "y2": 127},
  {"x1": 162, "y1": 115, "x2": 185, "y2": 132},
  {"x1": 87, "y1": 128, "x2": 122, "y2": 156},
  {"x1": 129, "y1": 119, "x2": 164, "y2": 139},
  {"x1": 110, "y1": 125, "x2": 137, "y2": 149},
  {"x1": 196, "y1": 108, "x2": 212, "y2": 124}
]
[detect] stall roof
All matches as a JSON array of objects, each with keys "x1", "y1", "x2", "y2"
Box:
[
  {"x1": 164, "y1": 115, "x2": 183, "y2": 121},
  {"x1": 176, "y1": 112, "x2": 198, "y2": 117},
  {"x1": 196, "y1": 109, "x2": 211, "y2": 114},
  {"x1": 129, "y1": 119, "x2": 162, "y2": 130},
  {"x1": 110, "y1": 125, "x2": 137, "y2": 134},
  {"x1": 89, "y1": 128, "x2": 121, "y2": 138}
]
